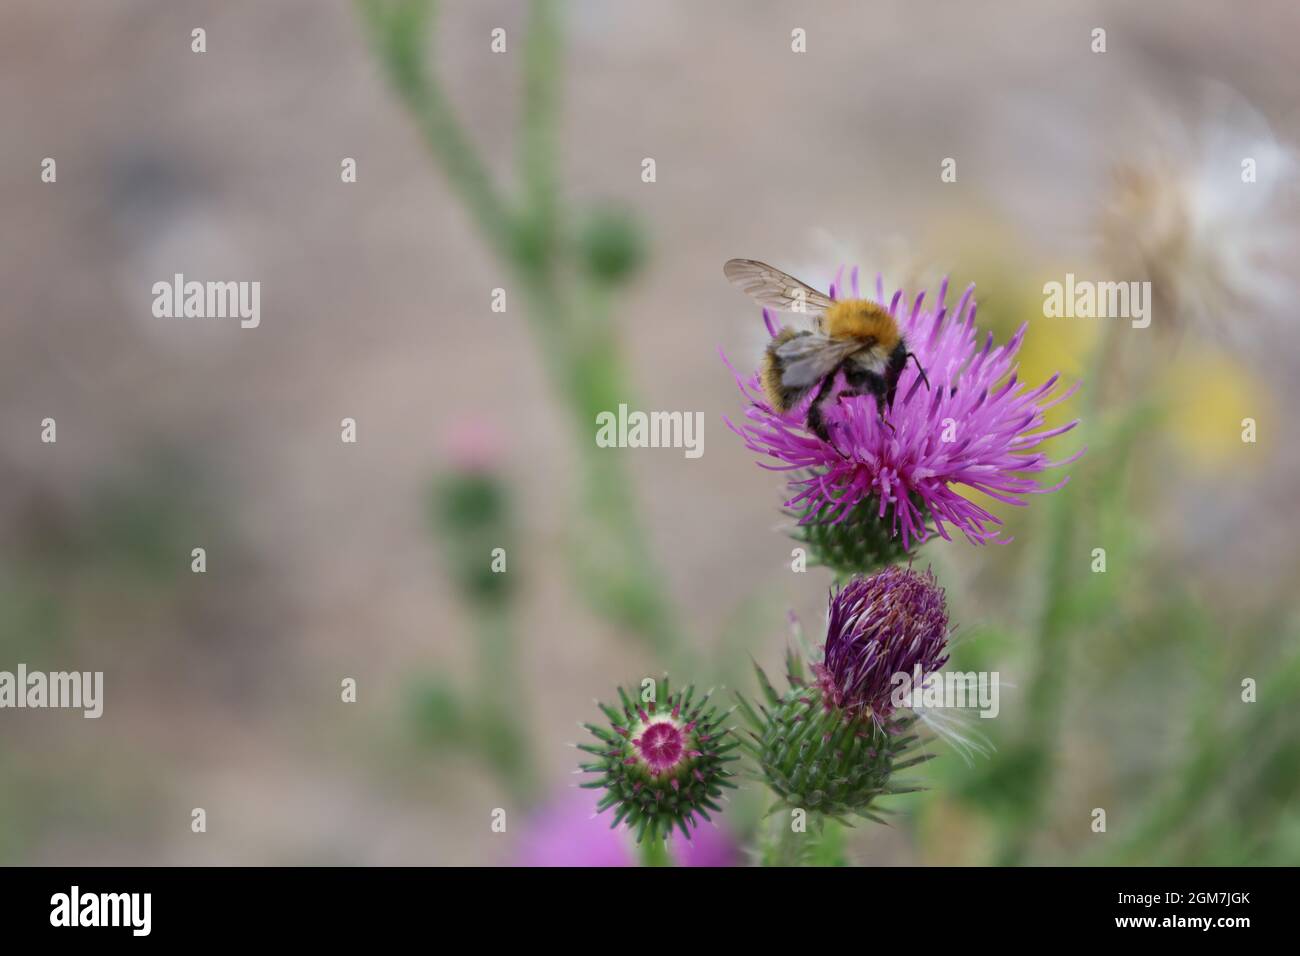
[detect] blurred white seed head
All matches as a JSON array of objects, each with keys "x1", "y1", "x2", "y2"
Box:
[{"x1": 1097, "y1": 83, "x2": 1299, "y2": 350}]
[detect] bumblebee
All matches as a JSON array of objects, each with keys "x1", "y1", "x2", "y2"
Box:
[{"x1": 724, "y1": 258, "x2": 930, "y2": 440}]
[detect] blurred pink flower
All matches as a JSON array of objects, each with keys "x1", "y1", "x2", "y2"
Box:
[
  {"x1": 443, "y1": 419, "x2": 505, "y2": 473},
  {"x1": 511, "y1": 788, "x2": 741, "y2": 867}
]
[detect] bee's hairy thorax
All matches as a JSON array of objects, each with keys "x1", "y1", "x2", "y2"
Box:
[{"x1": 824, "y1": 299, "x2": 902, "y2": 355}]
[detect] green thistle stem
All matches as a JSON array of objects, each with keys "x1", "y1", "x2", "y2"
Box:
[
  {"x1": 473, "y1": 607, "x2": 538, "y2": 803},
  {"x1": 519, "y1": 0, "x2": 562, "y2": 258},
  {"x1": 995, "y1": 483, "x2": 1073, "y2": 865},
  {"x1": 357, "y1": 0, "x2": 683, "y2": 661},
  {"x1": 357, "y1": 0, "x2": 516, "y2": 263},
  {"x1": 808, "y1": 818, "x2": 849, "y2": 865},
  {"x1": 638, "y1": 837, "x2": 673, "y2": 867},
  {"x1": 1102, "y1": 646, "x2": 1300, "y2": 864},
  {"x1": 759, "y1": 810, "x2": 807, "y2": 867},
  {"x1": 996, "y1": 319, "x2": 1118, "y2": 865}
]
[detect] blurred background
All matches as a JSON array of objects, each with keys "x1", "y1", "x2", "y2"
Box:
[{"x1": 2, "y1": 0, "x2": 1298, "y2": 865}]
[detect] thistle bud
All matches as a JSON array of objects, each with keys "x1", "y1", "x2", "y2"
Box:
[
  {"x1": 744, "y1": 681, "x2": 928, "y2": 823},
  {"x1": 431, "y1": 423, "x2": 513, "y2": 607},
  {"x1": 579, "y1": 678, "x2": 738, "y2": 844},
  {"x1": 739, "y1": 567, "x2": 949, "y2": 822},
  {"x1": 577, "y1": 204, "x2": 646, "y2": 285}
]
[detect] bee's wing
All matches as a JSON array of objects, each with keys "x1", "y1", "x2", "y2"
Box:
[
  {"x1": 774, "y1": 333, "x2": 860, "y2": 388},
  {"x1": 724, "y1": 259, "x2": 835, "y2": 315}
]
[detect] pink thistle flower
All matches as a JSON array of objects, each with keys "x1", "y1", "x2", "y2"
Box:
[{"x1": 725, "y1": 272, "x2": 1082, "y2": 547}]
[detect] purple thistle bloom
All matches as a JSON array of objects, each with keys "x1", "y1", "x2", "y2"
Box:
[
  {"x1": 725, "y1": 272, "x2": 1082, "y2": 547},
  {"x1": 814, "y1": 567, "x2": 949, "y2": 725}
]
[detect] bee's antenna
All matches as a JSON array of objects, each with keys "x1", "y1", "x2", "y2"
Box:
[{"x1": 906, "y1": 352, "x2": 931, "y2": 391}]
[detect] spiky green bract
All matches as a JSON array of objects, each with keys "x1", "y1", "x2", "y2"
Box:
[
  {"x1": 738, "y1": 658, "x2": 933, "y2": 825},
  {"x1": 787, "y1": 494, "x2": 911, "y2": 580},
  {"x1": 578, "y1": 677, "x2": 739, "y2": 844}
]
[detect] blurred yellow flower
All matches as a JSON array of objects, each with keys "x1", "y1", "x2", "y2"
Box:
[
  {"x1": 1017, "y1": 312, "x2": 1097, "y2": 400},
  {"x1": 1161, "y1": 345, "x2": 1272, "y2": 471}
]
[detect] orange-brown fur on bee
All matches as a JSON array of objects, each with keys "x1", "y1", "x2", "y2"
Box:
[{"x1": 824, "y1": 299, "x2": 901, "y2": 357}]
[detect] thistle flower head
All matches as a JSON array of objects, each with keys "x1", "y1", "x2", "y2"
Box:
[
  {"x1": 726, "y1": 271, "x2": 1081, "y2": 548},
  {"x1": 813, "y1": 567, "x2": 950, "y2": 726},
  {"x1": 579, "y1": 678, "x2": 738, "y2": 844}
]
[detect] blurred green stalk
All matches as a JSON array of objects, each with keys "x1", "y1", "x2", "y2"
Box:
[
  {"x1": 421, "y1": 466, "x2": 540, "y2": 803},
  {"x1": 638, "y1": 837, "x2": 672, "y2": 867},
  {"x1": 358, "y1": 0, "x2": 684, "y2": 661},
  {"x1": 995, "y1": 321, "x2": 1121, "y2": 865},
  {"x1": 1104, "y1": 643, "x2": 1300, "y2": 864},
  {"x1": 470, "y1": 605, "x2": 538, "y2": 803}
]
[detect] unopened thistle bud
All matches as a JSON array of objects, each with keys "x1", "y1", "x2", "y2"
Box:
[
  {"x1": 578, "y1": 204, "x2": 646, "y2": 285},
  {"x1": 739, "y1": 568, "x2": 949, "y2": 822},
  {"x1": 579, "y1": 678, "x2": 739, "y2": 844},
  {"x1": 814, "y1": 566, "x2": 949, "y2": 724},
  {"x1": 431, "y1": 423, "x2": 513, "y2": 607}
]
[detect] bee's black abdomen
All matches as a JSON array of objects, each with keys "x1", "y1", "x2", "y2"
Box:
[{"x1": 842, "y1": 361, "x2": 888, "y2": 408}]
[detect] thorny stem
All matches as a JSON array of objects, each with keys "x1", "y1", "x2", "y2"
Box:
[
  {"x1": 358, "y1": 0, "x2": 683, "y2": 661},
  {"x1": 358, "y1": 0, "x2": 516, "y2": 263},
  {"x1": 519, "y1": 0, "x2": 562, "y2": 263}
]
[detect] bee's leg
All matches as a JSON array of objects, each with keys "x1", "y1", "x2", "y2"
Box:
[
  {"x1": 805, "y1": 374, "x2": 840, "y2": 442},
  {"x1": 904, "y1": 352, "x2": 931, "y2": 392}
]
